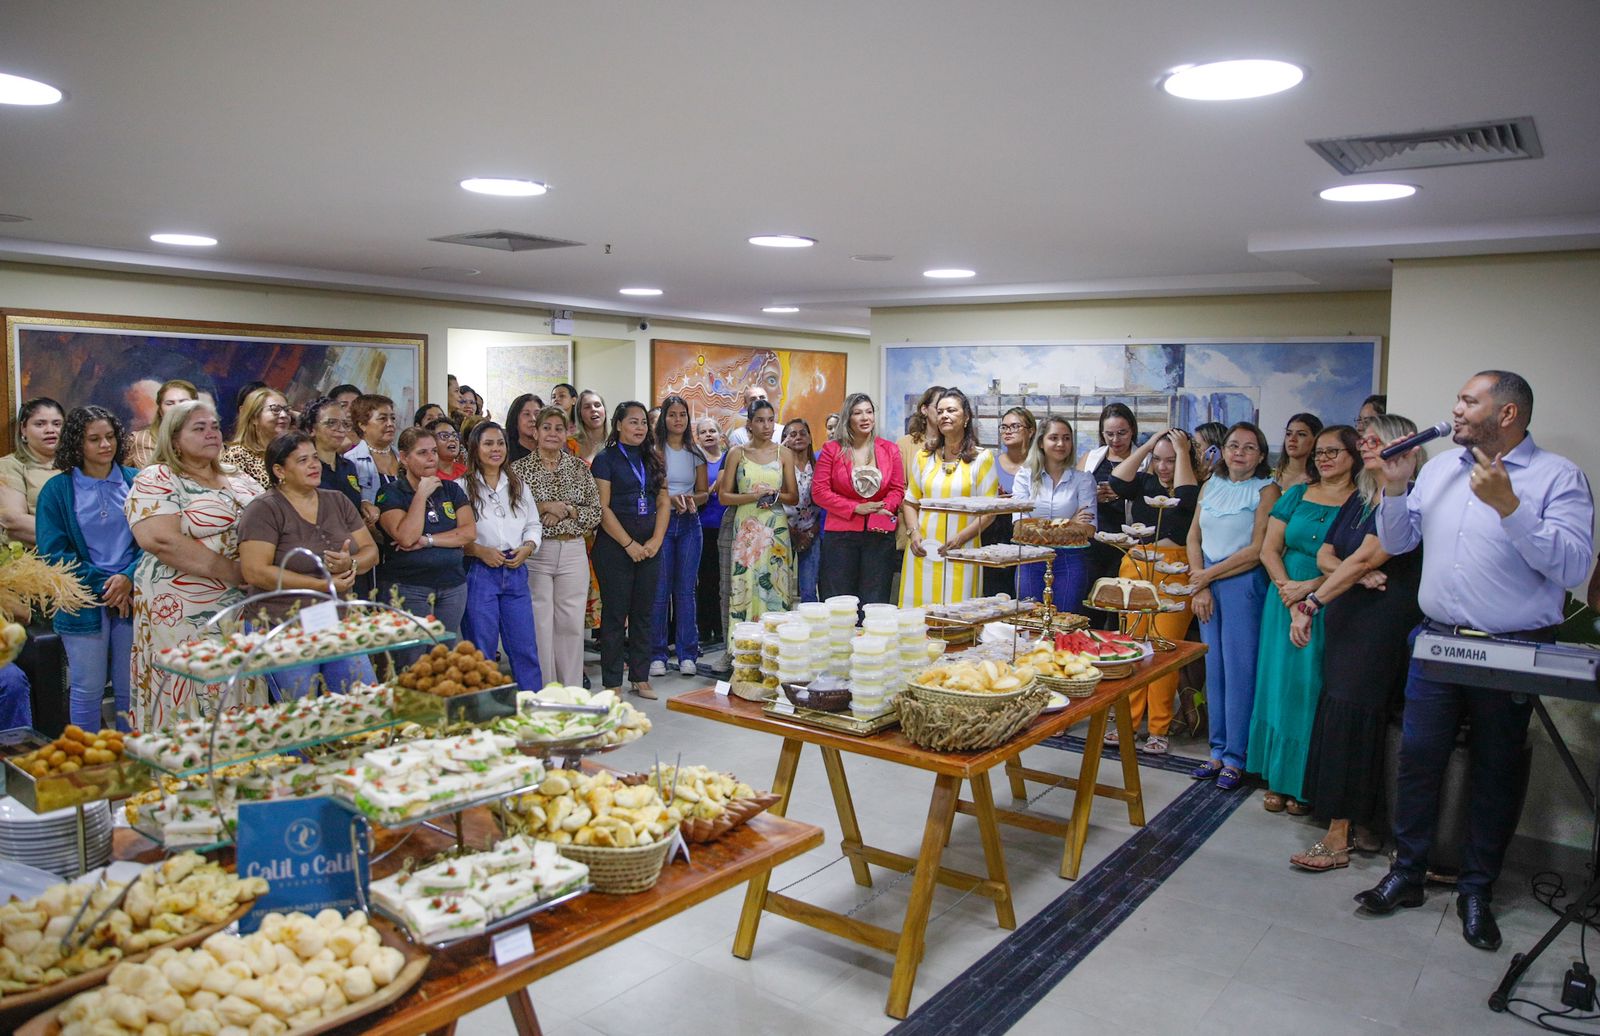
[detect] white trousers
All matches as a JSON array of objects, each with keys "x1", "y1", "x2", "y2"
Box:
[{"x1": 527, "y1": 537, "x2": 590, "y2": 686}]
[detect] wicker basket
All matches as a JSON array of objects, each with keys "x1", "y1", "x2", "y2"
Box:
[
  {"x1": 904, "y1": 678, "x2": 1036, "y2": 711},
  {"x1": 1092, "y1": 660, "x2": 1135, "y2": 679},
  {"x1": 557, "y1": 835, "x2": 675, "y2": 894},
  {"x1": 896, "y1": 686, "x2": 1049, "y2": 752},
  {"x1": 783, "y1": 681, "x2": 851, "y2": 712},
  {"x1": 1036, "y1": 669, "x2": 1104, "y2": 698}
]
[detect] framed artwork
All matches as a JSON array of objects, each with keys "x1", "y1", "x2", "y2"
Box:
[
  {"x1": 650, "y1": 339, "x2": 849, "y2": 439},
  {"x1": 2, "y1": 310, "x2": 426, "y2": 442},
  {"x1": 881, "y1": 337, "x2": 1382, "y2": 461},
  {"x1": 479, "y1": 340, "x2": 572, "y2": 426}
]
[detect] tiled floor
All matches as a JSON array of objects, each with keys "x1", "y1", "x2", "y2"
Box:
[{"x1": 458, "y1": 668, "x2": 1596, "y2": 1035}]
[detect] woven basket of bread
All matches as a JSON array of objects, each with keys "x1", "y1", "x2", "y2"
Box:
[
  {"x1": 679, "y1": 793, "x2": 782, "y2": 843},
  {"x1": 1035, "y1": 669, "x2": 1104, "y2": 698},
  {"x1": 557, "y1": 836, "x2": 675, "y2": 894},
  {"x1": 895, "y1": 686, "x2": 1049, "y2": 752}
]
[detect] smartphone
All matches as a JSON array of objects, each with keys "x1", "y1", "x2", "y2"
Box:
[{"x1": 758, "y1": 492, "x2": 778, "y2": 509}]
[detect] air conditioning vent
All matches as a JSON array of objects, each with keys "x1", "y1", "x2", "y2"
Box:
[
  {"x1": 430, "y1": 230, "x2": 584, "y2": 252},
  {"x1": 1308, "y1": 116, "x2": 1542, "y2": 175}
]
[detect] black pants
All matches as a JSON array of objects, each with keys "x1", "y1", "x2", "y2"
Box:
[
  {"x1": 593, "y1": 532, "x2": 661, "y2": 686},
  {"x1": 819, "y1": 530, "x2": 898, "y2": 605},
  {"x1": 697, "y1": 524, "x2": 723, "y2": 642}
]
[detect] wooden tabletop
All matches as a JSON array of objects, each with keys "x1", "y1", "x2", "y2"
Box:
[
  {"x1": 668, "y1": 642, "x2": 1206, "y2": 778},
  {"x1": 334, "y1": 811, "x2": 822, "y2": 1035}
]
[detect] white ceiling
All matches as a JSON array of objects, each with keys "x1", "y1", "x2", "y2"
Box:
[{"x1": 2, "y1": 0, "x2": 1598, "y2": 337}]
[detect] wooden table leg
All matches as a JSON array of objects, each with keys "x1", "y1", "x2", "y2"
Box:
[
  {"x1": 426, "y1": 1026, "x2": 458, "y2": 1036},
  {"x1": 1115, "y1": 693, "x2": 1146, "y2": 827},
  {"x1": 819, "y1": 745, "x2": 874, "y2": 888},
  {"x1": 505, "y1": 989, "x2": 544, "y2": 1036},
  {"x1": 1061, "y1": 708, "x2": 1109, "y2": 880},
  {"x1": 968, "y1": 769, "x2": 1016, "y2": 930},
  {"x1": 732, "y1": 737, "x2": 803, "y2": 959},
  {"x1": 1005, "y1": 754, "x2": 1027, "y2": 800},
  {"x1": 886, "y1": 773, "x2": 960, "y2": 1019}
]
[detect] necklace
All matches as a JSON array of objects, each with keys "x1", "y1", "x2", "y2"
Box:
[{"x1": 940, "y1": 445, "x2": 961, "y2": 475}]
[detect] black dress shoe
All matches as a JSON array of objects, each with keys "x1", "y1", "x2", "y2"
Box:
[
  {"x1": 1354, "y1": 872, "x2": 1426, "y2": 915},
  {"x1": 1457, "y1": 893, "x2": 1503, "y2": 951}
]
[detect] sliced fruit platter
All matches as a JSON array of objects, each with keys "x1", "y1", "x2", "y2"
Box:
[{"x1": 1053, "y1": 629, "x2": 1151, "y2": 665}]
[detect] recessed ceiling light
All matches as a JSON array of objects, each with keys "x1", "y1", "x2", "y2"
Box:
[
  {"x1": 923, "y1": 268, "x2": 975, "y2": 279},
  {"x1": 763, "y1": 306, "x2": 799, "y2": 314},
  {"x1": 619, "y1": 287, "x2": 662, "y2": 296},
  {"x1": 1318, "y1": 183, "x2": 1418, "y2": 202},
  {"x1": 150, "y1": 233, "x2": 218, "y2": 247},
  {"x1": 748, "y1": 235, "x2": 816, "y2": 248},
  {"x1": 851, "y1": 254, "x2": 894, "y2": 262},
  {"x1": 1161, "y1": 59, "x2": 1304, "y2": 100},
  {"x1": 0, "y1": 72, "x2": 63, "y2": 106},
  {"x1": 459, "y1": 177, "x2": 548, "y2": 197}
]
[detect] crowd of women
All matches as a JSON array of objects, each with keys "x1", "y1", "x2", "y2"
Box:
[{"x1": 4, "y1": 374, "x2": 1425, "y2": 868}]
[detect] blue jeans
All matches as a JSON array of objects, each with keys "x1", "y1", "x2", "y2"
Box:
[
  {"x1": 0, "y1": 662, "x2": 31, "y2": 730},
  {"x1": 462, "y1": 560, "x2": 542, "y2": 690},
  {"x1": 62, "y1": 614, "x2": 133, "y2": 731},
  {"x1": 1391, "y1": 624, "x2": 1534, "y2": 900},
  {"x1": 267, "y1": 656, "x2": 377, "y2": 700},
  {"x1": 383, "y1": 580, "x2": 468, "y2": 667},
  {"x1": 1198, "y1": 560, "x2": 1267, "y2": 770},
  {"x1": 1015, "y1": 547, "x2": 1092, "y2": 615},
  {"x1": 651, "y1": 512, "x2": 703, "y2": 664}
]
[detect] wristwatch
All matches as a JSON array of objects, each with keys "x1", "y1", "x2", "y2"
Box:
[
  {"x1": 1299, "y1": 592, "x2": 1322, "y2": 616},
  {"x1": 424, "y1": 533, "x2": 434, "y2": 548}
]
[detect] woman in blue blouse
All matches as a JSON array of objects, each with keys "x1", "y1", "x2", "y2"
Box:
[
  {"x1": 1184, "y1": 422, "x2": 1279, "y2": 789},
  {"x1": 36, "y1": 406, "x2": 143, "y2": 730},
  {"x1": 1010, "y1": 415, "x2": 1098, "y2": 613}
]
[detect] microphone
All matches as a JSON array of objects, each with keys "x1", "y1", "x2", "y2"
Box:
[{"x1": 1378, "y1": 419, "x2": 1452, "y2": 460}]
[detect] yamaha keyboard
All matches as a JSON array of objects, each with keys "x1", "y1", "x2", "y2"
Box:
[{"x1": 1414, "y1": 629, "x2": 1600, "y2": 703}]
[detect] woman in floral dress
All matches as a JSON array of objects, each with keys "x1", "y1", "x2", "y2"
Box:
[
  {"x1": 716, "y1": 399, "x2": 797, "y2": 626},
  {"x1": 126, "y1": 401, "x2": 265, "y2": 732}
]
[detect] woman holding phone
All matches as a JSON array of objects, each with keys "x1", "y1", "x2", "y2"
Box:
[{"x1": 716, "y1": 399, "x2": 798, "y2": 627}]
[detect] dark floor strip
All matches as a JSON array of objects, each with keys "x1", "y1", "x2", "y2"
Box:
[
  {"x1": 1041, "y1": 731, "x2": 1210, "y2": 776},
  {"x1": 891, "y1": 746, "x2": 1250, "y2": 1035}
]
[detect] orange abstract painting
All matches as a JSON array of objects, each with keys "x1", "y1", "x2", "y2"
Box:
[{"x1": 650, "y1": 340, "x2": 848, "y2": 439}]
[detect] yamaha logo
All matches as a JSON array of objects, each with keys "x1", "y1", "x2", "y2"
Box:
[
  {"x1": 285, "y1": 818, "x2": 321, "y2": 855},
  {"x1": 1431, "y1": 644, "x2": 1442, "y2": 656}
]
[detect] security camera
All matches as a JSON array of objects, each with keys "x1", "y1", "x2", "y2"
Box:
[{"x1": 637, "y1": 321, "x2": 650, "y2": 332}]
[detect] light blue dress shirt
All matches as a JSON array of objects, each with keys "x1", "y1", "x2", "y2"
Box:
[
  {"x1": 1376, "y1": 437, "x2": 1593, "y2": 633},
  {"x1": 70, "y1": 468, "x2": 136, "y2": 571},
  {"x1": 1011, "y1": 465, "x2": 1099, "y2": 524}
]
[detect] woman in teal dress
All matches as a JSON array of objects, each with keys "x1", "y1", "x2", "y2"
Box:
[{"x1": 1248, "y1": 425, "x2": 1361, "y2": 814}]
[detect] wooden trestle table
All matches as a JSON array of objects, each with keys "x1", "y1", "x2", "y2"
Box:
[{"x1": 667, "y1": 641, "x2": 1205, "y2": 1019}]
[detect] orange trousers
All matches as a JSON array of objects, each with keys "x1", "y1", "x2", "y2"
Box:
[{"x1": 1119, "y1": 549, "x2": 1191, "y2": 737}]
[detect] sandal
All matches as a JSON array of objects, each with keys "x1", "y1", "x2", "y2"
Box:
[
  {"x1": 1263, "y1": 791, "x2": 1286, "y2": 813},
  {"x1": 1103, "y1": 728, "x2": 1120, "y2": 746},
  {"x1": 1291, "y1": 841, "x2": 1350, "y2": 872},
  {"x1": 1216, "y1": 767, "x2": 1244, "y2": 791},
  {"x1": 1285, "y1": 797, "x2": 1312, "y2": 816},
  {"x1": 1140, "y1": 735, "x2": 1169, "y2": 755}
]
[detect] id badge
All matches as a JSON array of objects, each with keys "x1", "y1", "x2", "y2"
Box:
[{"x1": 636, "y1": 495, "x2": 649, "y2": 516}]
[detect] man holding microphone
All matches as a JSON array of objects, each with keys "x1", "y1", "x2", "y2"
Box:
[{"x1": 1354, "y1": 371, "x2": 1594, "y2": 950}]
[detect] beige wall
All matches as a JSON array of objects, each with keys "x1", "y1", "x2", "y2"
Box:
[
  {"x1": 0, "y1": 262, "x2": 865, "y2": 409},
  {"x1": 1389, "y1": 251, "x2": 1600, "y2": 853},
  {"x1": 872, "y1": 291, "x2": 1392, "y2": 357}
]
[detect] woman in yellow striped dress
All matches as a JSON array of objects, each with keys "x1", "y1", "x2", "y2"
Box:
[{"x1": 899, "y1": 388, "x2": 998, "y2": 607}]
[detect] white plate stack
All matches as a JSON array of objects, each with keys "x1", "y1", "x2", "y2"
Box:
[{"x1": 0, "y1": 796, "x2": 113, "y2": 877}]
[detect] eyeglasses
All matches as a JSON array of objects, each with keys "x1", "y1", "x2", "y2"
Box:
[
  {"x1": 435, "y1": 431, "x2": 459, "y2": 441},
  {"x1": 1312, "y1": 448, "x2": 1348, "y2": 460},
  {"x1": 264, "y1": 404, "x2": 289, "y2": 415},
  {"x1": 1225, "y1": 443, "x2": 1260, "y2": 453},
  {"x1": 1357, "y1": 435, "x2": 1383, "y2": 449},
  {"x1": 998, "y1": 422, "x2": 1026, "y2": 433},
  {"x1": 320, "y1": 419, "x2": 352, "y2": 431}
]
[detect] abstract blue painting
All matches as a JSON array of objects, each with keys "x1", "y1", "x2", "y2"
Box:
[{"x1": 881, "y1": 338, "x2": 1381, "y2": 459}]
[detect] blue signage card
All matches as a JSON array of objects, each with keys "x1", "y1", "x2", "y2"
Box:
[{"x1": 234, "y1": 797, "x2": 366, "y2": 933}]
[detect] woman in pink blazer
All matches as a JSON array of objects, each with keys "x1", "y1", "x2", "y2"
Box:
[{"x1": 811, "y1": 392, "x2": 907, "y2": 605}]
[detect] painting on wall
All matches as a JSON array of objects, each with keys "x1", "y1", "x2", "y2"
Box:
[
  {"x1": 650, "y1": 339, "x2": 849, "y2": 439},
  {"x1": 3, "y1": 310, "x2": 425, "y2": 443},
  {"x1": 881, "y1": 338, "x2": 1381, "y2": 460},
  {"x1": 480, "y1": 341, "x2": 572, "y2": 426}
]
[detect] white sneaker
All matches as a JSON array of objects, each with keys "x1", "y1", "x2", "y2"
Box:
[
  {"x1": 678, "y1": 658, "x2": 698, "y2": 676},
  {"x1": 648, "y1": 659, "x2": 667, "y2": 677}
]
